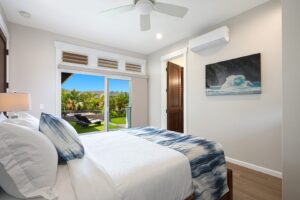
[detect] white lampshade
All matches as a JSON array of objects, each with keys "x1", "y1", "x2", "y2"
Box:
[{"x1": 0, "y1": 93, "x2": 31, "y2": 112}]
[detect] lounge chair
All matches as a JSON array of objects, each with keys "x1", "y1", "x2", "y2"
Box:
[{"x1": 75, "y1": 114, "x2": 102, "y2": 127}]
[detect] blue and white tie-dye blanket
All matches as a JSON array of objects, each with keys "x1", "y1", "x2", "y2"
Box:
[{"x1": 123, "y1": 127, "x2": 229, "y2": 200}]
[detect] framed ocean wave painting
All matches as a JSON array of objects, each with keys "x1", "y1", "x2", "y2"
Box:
[{"x1": 206, "y1": 53, "x2": 261, "y2": 96}]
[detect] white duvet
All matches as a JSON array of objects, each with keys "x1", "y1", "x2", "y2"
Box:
[
  {"x1": 0, "y1": 165, "x2": 76, "y2": 200},
  {"x1": 0, "y1": 131, "x2": 193, "y2": 200}
]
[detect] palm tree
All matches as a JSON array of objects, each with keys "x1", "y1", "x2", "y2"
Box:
[
  {"x1": 61, "y1": 89, "x2": 71, "y2": 111},
  {"x1": 62, "y1": 89, "x2": 127, "y2": 117}
]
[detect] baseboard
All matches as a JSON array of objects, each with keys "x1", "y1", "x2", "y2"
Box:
[{"x1": 226, "y1": 157, "x2": 282, "y2": 179}]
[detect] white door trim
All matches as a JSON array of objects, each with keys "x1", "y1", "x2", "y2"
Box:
[
  {"x1": 161, "y1": 48, "x2": 188, "y2": 133},
  {"x1": 104, "y1": 76, "x2": 109, "y2": 131},
  {"x1": 0, "y1": 13, "x2": 10, "y2": 90}
]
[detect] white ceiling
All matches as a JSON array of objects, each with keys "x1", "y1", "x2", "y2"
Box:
[{"x1": 0, "y1": 0, "x2": 269, "y2": 55}]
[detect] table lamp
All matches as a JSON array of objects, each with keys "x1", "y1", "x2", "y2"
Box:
[{"x1": 0, "y1": 93, "x2": 31, "y2": 118}]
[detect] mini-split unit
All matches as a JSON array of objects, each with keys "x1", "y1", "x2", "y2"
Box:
[{"x1": 189, "y1": 26, "x2": 230, "y2": 53}]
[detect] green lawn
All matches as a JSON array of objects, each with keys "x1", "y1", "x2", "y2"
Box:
[
  {"x1": 110, "y1": 117, "x2": 126, "y2": 124},
  {"x1": 70, "y1": 122, "x2": 118, "y2": 134},
  {"x1": 70, "y1": 117, "x2": 126, "y2": 134}
]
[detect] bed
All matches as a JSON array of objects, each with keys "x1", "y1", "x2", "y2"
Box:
[{"x1": 0, "y1": 127, "x2": 232, "y2": 200}]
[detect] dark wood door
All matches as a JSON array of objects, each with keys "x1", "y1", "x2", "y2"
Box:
[
  {"x1": 167, "y1": 62, "x2": 184, "y2": 133},
  {"x1": 0, "y1": 29, "x2": 6, "y2": 93}
]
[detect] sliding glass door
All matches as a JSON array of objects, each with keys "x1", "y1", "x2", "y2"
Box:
[
  {"x1": 108, "y1": 78, "x2": 131, "y2": 131},
  {"x1": 61, "y1": 72, "x2": 131, "y2": 134}
]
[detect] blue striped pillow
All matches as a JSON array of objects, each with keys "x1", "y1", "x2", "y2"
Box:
[{"x1": 39, "y1": 113, "x2": 84, "y2": 162}]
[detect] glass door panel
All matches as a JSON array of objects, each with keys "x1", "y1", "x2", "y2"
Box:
[
  {"x1": 108, "y1": 78, "x2": 131, "y2": 131},
  {"x1": 61, "y1": 72, "x2": 106, "y2": 134}
]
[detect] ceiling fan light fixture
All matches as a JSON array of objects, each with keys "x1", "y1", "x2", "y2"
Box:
[{"x1": 136, "y1": 0, "x2": 154, "y2": 15}]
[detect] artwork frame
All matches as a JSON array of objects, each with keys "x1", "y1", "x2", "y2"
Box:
[{"x1": 206, "y1": 53, "x2": 261, "y2": 96}]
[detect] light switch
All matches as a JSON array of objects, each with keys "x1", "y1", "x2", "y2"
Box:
[{"x1": 40, "y1": 104, "x2": 45, "y2": 110}]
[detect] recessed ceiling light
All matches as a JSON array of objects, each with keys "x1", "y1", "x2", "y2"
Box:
[
  {"x1": 19, "y1": 11, "x2": 31, "y2": 18},
  {"x1": 156, "y1": 33, "x2": 163, "y2": 40}
]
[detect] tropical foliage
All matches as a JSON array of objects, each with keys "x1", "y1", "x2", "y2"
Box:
[
  {"x1": 61, "y1": 89, "x2": 129, "y2": 118},
  {"x1": 62, "y1": 89, "x2": 104, "y2": 112},
  {"x1": 109, "y1": 92, "x2": 129, "y2": 118}
]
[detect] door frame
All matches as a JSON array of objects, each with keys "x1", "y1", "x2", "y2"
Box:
[
  {"x1": 107, "y1": 77, "x2": 132, "y2": 130},
  {"x1": 56, "y1": 68, "x2": 132, "y2": 132},
  {"x1": 0, "y1": 15, "x2": 9, "y2": 92},
  {"x1": 161, "y1": 48, "x2": 188, "y2": 133},
  {"x1": 0, "y1": 28, "x2": 7, "y2": 92}
]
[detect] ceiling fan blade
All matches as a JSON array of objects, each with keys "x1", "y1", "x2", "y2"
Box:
[
  {"x1": 100, "y1": 4, "x2": 135, "y2": 16},
  {"x1": 140, "y1": 14, "x2": 151, "y2": 31},
  {"x1": 154, "y1": 3, "x2": 188, "y2": 18}
]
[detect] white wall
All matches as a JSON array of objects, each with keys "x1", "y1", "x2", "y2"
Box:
[
  {"x1": 282, "y1": 0, "x2": 300, "y2": 199},
  {"x1": 148, "y1": 0, "x2": 282, "y2": 172},
  {"x1": 8, "y1": 23, "x2": 148, "y2": 126},
  {"x1": 131, "y1": 77, "x2": 148, "y2": 127}
]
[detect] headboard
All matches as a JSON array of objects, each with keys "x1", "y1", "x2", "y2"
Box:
[{"x1": 0, "y1": 27, "x2": 7, "y2": 93}]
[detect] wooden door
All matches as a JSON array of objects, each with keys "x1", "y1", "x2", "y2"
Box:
[
  {"x1": 167, "y1": 62, "x2": 184, "y2": 133},
  {"x1": 0, "y1": 29, "x2": 6, "y2": 93}
]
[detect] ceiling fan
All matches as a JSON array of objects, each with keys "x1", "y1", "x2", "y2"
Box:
[{"x1": 100, "y1": 0, "x2": 189, "y2": 31}]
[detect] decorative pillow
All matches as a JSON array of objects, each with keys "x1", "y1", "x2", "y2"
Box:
[
  {"x1": 4, "y1": 112, "x2": 39, "y2": 130},
  {"x1": 39, "y1": 113, "x2": 85, "y2": 162},
  {"x1": 0, "y1": 123, "x2": 58, "y2": 200},
  {"x1": 0, "y1": 112, "x2": 7, "y2": 123}
]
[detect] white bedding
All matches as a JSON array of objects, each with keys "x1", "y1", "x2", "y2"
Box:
[
  {"x1": 0, "y1": 165, "x2": 76, "y2": 200},
  {"x1": 0, "y1": 131, "x2": 193, "y2": 200}
]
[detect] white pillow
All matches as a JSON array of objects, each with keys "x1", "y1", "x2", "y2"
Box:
[
  {"x1": 0, "y1": 113, "x2": 7, "y2": 123},
  {"x1": 4, "y1": 112, "x2": 39, "y2": 130},
  {"x1": 0, "y1": 123, "x2": 58, "y2": 200}
]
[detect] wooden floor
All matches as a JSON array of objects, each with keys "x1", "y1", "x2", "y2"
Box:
[{"x1": 227, "y1": 162, "x2": 282, "y2": 200}]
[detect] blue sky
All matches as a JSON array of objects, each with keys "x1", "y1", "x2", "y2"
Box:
[{"x1": 62, "y1": 74, "x2": 129, "y2": 92}]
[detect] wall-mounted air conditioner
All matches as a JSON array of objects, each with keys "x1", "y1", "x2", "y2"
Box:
[{"x1": 189, "y1": 26, "x2": 230, "y2": 53}]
